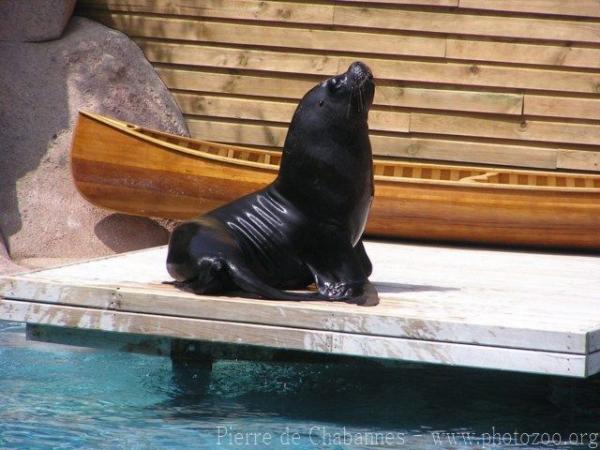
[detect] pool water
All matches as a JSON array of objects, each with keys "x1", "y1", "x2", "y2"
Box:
[{"x1": 1, "y1": 321, "x2": 600, "y2": 450}]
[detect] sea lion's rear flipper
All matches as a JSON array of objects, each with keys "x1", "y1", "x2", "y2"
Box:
[
  {"x1": 225, "y1": 259, "x2": 323, "y2": 302},
  {"x1": 180, "y1": 257, "x2": 232, "y2": 295}
]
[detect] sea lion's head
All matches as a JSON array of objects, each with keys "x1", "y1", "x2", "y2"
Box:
[
  {"x1": 317, "y1": 61, "x2": 374, "y2": 123},
  {"x1": 281, "y1": 61, "x2": 376, "y2": 162},
  {"x1": 291, "y1": 61, "x2": 375, "y2": 132}
]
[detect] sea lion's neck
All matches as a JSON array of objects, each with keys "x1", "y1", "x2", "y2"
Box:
[{"x1": 273, "y1": 125, "x2": 373, "y2": 238}]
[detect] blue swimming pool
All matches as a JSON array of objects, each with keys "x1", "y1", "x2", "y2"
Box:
[{"x1": 1, "y1": 320, "x2": 599, "y2": 450}]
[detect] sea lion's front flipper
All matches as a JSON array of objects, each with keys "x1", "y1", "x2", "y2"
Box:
[
  {"x1": 310, "y1": 275, "x2": 379, "y2": 307},
  {"x1": 306, "y1": 237, "x2": 380, "y2": 307}
]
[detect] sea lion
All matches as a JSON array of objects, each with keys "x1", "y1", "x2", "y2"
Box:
[{"x1": 166, "y1": 61, "x2": 378, "y2": 306}]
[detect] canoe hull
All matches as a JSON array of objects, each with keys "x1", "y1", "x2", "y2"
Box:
[
  {"x1": 71, "y1": 113, "x2": 277, "y2": 220},
  {"x1": 71, "y1": 113, "x2": 600, "y2": 250},
  {"x1": 371, "y1": 181, "x2": 600, "y2": 249}
]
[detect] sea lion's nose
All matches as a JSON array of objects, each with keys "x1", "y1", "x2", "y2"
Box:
[{"x1": 348, "y1": 61, "x2": 373, "y2": 80}]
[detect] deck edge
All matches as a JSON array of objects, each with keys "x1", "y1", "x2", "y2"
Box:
[
  {"x1": 0, "y1": 298, "x2": 589, "y2": 378},
  {"x1": 0, "y1": 276, "x2": 589, "y2": 355}
]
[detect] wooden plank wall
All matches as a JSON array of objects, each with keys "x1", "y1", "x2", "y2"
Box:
[{"x1": 77, "y1": 0, "x2": 600, "y2": 171}]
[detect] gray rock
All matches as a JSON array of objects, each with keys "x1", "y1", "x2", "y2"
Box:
[
  {"x1": 0, "y1": 0, "x2": 76, "y2": 42},
  {"x1": 0, "y1": 17, "x2": 189, "y2": 266}
]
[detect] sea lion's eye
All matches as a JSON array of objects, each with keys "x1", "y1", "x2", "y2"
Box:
[{"x1": 318, "y1": 100, "x2": 325, "y2": 107}]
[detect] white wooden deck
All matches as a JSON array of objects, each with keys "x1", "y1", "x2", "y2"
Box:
[{"x1": 1, "y1": 241, "x2": 599, "y2": 377}]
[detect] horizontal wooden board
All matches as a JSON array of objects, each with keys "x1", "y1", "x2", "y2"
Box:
[
  {"x1": 175, "y1": 93, "x2": 296, "y2": 123},
  {"x1": 186, "y1": 119, "x2": 287, "y2": 148},
  {"x1": 371, "y1": 133, "x2": 558, "y2": 168},
  {"x1": 86, "y1": 12, "x2": 447, "y2": 58},
  {"x1": 524, "y1": 96, "x2": 600, "y2": 121},
  {"x1": 139, "y1": 41, "x2": 600, "y2": 94},
  {"x1": 459, "y1": 0, "x2": 600, "y2": 19},
  {"x1": 138, "y1": 40, "x2": 338, "y2": 77},
  {"x1": 333, "y1": 5, "x2": 600, "y2": 44},
  {"x1": 410, "y1": 113, "x2": 600, "y2": 146},
  {"x1": 446, "y1": 38, "x2": 600, "y2": 70},
  {"x1": 377, "y1": 86, "x2": 523, "y2": 114},
  {"x1": 557, "y1": 150, "x2": 600, "y2": 172},
  {"x1": 79, "y1": 0, "x2": 335, "y2": 24},
  {"x1": 367, "y1": 58, "x2": 600, "y2": 95},
  {"x1": 159, "y1": 68, "x2": 524, "y2": 115},
  {"x1": 339, "y1": 0, "x2": 458, "y2": 5},
  {"x1": 185, "y1": 119, "x2": 559, "y2": 168},
  {"x1": 157, "y1": 68, "x2": 313, "y2": 99}
]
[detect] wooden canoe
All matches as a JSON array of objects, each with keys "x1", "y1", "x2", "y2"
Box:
[{"x1": 71, "y1": 111, "x2": 600, "y2": 250}]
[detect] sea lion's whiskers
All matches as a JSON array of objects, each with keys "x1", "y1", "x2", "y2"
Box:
[
  {"x1": 360, "y1": 85, "x2": 365, "y2": 112},
  {"x1": 356, "y1": 84, "x2": 364, "y2": 113},
  {"x1": 346, "y1": 96, "x2": 352, "y2": 119}
]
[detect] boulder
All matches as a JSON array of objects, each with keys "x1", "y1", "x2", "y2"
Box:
[
  {"x1": 0, "y1": 17, "x2": 189, "y2": 271},
  {"x1": 0, "y1": 0, "x2": 76, "y2": 42}
]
